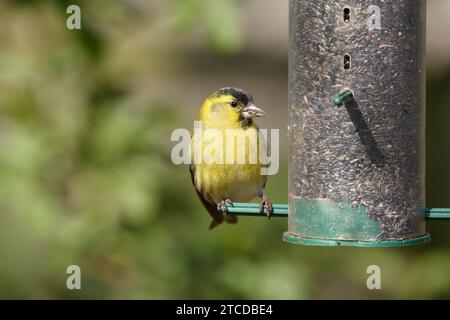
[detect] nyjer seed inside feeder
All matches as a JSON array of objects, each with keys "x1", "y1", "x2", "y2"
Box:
[{"x1": 284, "y1": 0, "x2": 428, "y2": 246}]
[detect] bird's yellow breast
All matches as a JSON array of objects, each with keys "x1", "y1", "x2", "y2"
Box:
[
  {"x1": 191, "y1": 92, "x2": 268, "y2": 204},
  {"x1": 191, "y1": 125, "x2": 267, "y2": 204}
]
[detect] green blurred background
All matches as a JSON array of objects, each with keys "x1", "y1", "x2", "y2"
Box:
[{"x1": 1, "y1": 0, "x2": 450, "y2": 299}]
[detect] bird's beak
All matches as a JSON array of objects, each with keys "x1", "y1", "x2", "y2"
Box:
[{"x1": 241, "y1": 103, "x2": 265, "y2": 118}]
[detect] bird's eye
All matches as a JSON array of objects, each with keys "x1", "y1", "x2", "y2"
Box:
[{"x1": 231, "y1": 101, "x2": 238, "y2": 107}]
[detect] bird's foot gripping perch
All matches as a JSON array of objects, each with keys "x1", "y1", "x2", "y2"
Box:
[
  {"x1": 217, "y1": 199, "x2": 238, "y2": 225},
  {"x1": 259, "y1": 193, "x2": 273, "y2": 219},
  {"x1": 217, "y1": 199, "x2": 233, "y2": 213}
]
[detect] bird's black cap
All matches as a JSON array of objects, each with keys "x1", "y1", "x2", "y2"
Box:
[{"x1": 217, "y1": 87, "x2": 253, "y2": 105}]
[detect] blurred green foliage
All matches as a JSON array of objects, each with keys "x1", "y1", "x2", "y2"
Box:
[
  {"x1": 0, "y1": 0, "x2": 450, "y2": 299},
  {"x1": 169, "y1": 0, "x2": 244, "y2": 54}
]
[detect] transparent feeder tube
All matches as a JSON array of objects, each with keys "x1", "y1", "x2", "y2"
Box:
[{"x1": 286, "y1": 0, "x2": 428, "y2": 245}]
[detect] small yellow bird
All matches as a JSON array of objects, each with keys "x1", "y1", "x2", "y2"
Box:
[{"x1": 190, "y1": 87, "x2": 272, "y2": 229}]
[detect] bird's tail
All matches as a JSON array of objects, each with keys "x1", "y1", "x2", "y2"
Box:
[
  {"x1": 209, "y1": 215, "x2": 238, "y2": 230},
  {"x1": 224, "y1": 214, "x2": 238, "y2": 224}
]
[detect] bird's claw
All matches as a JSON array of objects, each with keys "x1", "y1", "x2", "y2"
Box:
[
  {"x1": 259, "y1": 196, "x2": 273, "y2": 219},
  {"x1": 217, "y1": 199, "x2": 233, "y2": 213}
]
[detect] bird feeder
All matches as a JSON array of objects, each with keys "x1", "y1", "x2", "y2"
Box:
[
  {"x1": 285, "y1": 0, "x2": 428, "y2": 246},
  {"x1": 223, "y1": 0, "x2": 450, "y2": 247}
]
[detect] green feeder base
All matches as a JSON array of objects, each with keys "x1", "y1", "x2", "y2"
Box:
[
  {"x1": 283, "y1": 232, "x2": 431, "y2": 247},
  {"x1": 221, "y1": 202, "x2": 450, "y2": 247}
]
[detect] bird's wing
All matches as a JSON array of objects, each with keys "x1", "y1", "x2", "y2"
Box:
[{"x1": 189, "y1": 164, "x2": 228, "y2": 229}]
